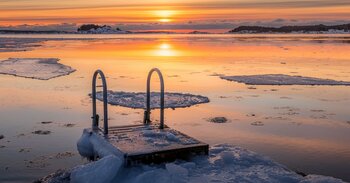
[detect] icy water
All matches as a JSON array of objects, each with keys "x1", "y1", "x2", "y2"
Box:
[{"x1": 0, "y1": 34, "x2": 349, "y2": 182}]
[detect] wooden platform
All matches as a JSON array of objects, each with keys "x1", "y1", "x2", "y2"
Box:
[{"x1": 96, "y1": 124, "x2": 209, "y2": 166}]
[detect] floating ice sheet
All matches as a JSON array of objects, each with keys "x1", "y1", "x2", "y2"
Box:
[
  {"x1": 220, "y1": 74, "x2": 350, "y2": 86},
  {"x1": 93, "y1": 91, "x2": 209, "y2": 109},
  {"x1": 0, "y1": 58, "x2": 76, "y2": 80},
  {"x1": 0, "y1": 38, "x2": 45, "y2": 52}
]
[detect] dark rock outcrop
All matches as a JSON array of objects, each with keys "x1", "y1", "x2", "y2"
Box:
[{"x1": 228, "y1": 23, "x2": 350, "y2": 33}]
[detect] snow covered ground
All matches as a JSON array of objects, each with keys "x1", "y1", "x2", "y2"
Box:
[
  {"x1": 0, "y1": 58, "x2": 76, "y2": 80},
  {"x1": 38, "y1": 129, "x2": 345, "y2": 183},
  {"x1": 93, "y1": 91, "x2": 209, "y2": 109},
  {"x1": 220, "y1": 74, "x2": 350, "y2": 86}
]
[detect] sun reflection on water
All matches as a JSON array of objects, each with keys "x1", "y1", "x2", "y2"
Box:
[{"x1": 154, "y1": 42, "x2": 178, "y2": 57}]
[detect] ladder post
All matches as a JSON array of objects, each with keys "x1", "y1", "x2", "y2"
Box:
[
  {"x1": 92, "y1": 69, "x2": 109, "y2": 134},
  {"x1": 143, "y1": 68, "x2": 165, "y2": 129}
]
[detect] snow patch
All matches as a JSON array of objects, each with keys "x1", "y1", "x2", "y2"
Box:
[
  {"x1": 93, "y1": 91, "x2": 209, "y2": 109},
  {"x1": 72, "y1": 142, "x2": 346, "y2": 183},
  {"x1": 39, "y1": 132, "x2": 346, "y2": 183},
  {"x1": 70, "y1": 155, "x2": 123, "y2": 183},
  {"x1": 220, "y1": 74, "x2": 350, "y2": 86},
  {"x1": 301, "y1": 175, "x2": 345, "y2": 183},
  {"x1": 77, "y1": 129, "x2": 124, "y2": 159},
  {"x1": 0, "y1": 58, "x2": 76, "y2": 80}
]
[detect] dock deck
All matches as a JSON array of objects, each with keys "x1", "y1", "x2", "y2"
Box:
[
  {"x1": 95, "y1": 124, "x2": 208, "y2": 165},
  {"x1": 90, "y1": 68, "x2": 209, "y2": 166}
]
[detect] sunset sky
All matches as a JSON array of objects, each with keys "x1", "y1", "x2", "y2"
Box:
[{"x1": 0, "y1": 0, "x2": 349, "y2": 32}]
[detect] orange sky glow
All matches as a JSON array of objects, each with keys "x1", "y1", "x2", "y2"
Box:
[{"x1": 0, "y1": 0, "x2": 349, "y2": 32}]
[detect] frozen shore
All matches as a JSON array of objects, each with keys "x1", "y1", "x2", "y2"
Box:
[
  {"x1": 0, "y1": 58, "x2": 76, "y2": 80},
  {"x1": 220, "y1": 74, "x2": 350, "y2": 86},
  {"x1": 93, "y1": 91, "x2": 209, "y2": 109},
  {"x1": 37, "y1": 130, "x2": 345, "y2": 183}
]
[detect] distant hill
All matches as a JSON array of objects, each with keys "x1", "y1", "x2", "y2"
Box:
[
  {"x1": 77, "y1": 24, "x2": 130, "y2": 34},
  {"x1": 228, "y1": 23, "x2": 350, "y2": 34},
  {"x1": 188, "y1": 31, "x2": 210, "y2": 34},
  {"x1": 132, "y1": 31, "x2": 176, "y2": 34}
]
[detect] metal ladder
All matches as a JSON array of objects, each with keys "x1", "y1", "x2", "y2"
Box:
[{"x1": 91, "y1": 68, "x2": 165, "y2": 135}]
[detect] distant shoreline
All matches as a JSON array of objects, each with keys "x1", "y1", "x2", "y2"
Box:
[
  {"x1": 1, "y1": 23, "x2": 349, "y2": 35},
  {"x1": 1, "y1": 32, "x2": 350, "y2": 35}
]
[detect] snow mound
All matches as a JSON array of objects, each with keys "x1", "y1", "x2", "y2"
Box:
[
  {"x1": 71, "y1": 155, "x2": 123, "y2": 183},
  {"x1": 93, "y1": 91, "x2": 209, "y2": 109},
  {"x1": 72, "y1": 136, "x2": 345, "y2": 183},
  {"x1": 0, "y1": 58, "x2": 76, "y2": 80},
  {"x1": 77, "y1": 129, "x2": 124, "y2": 159},
  {"x1": 220, "y1": 74, "x2": 350, "y2": 86}
]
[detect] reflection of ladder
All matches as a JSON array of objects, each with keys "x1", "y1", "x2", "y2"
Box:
[{"x1": 89, "y1": 68, "x2": 208, "y2": 165}]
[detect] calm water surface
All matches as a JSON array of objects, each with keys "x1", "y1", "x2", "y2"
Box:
[{"x1": 0, "y1": 34, "x2": 349, "y2": 182}]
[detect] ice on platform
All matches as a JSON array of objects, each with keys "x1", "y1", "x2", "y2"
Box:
[
  {"x1": 220, "y1": 74, "x2": 350, "y2": 86},
  {"x1": 0, "y1": 58, "x2": 76, "y2": 80},
  {"x1": 93, "y1": 91, "x2": 209, "y2": 109},
  {"x1": 108, "y1": 126, "x2": 201, "y2": 155},
  {"x1": 62, "y1": 130, "x2": 347, "y2": 183}
]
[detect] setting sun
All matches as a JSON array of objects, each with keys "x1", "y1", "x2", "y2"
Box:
[
  {"x1": 154, "y1": 10, "x2": 176, "y2": 22},
  {"x1": 159, "y1": 18, "x2": 171, "y2": 22}
]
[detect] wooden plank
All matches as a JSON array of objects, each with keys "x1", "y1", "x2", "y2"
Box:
[{"x1": 98, "y1": 124, "x2": 209, "y2": 166}]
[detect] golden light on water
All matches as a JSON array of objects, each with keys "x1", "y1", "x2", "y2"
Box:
[{"x1": 154, "y1": 42, "x2": 177, "y2": 56}]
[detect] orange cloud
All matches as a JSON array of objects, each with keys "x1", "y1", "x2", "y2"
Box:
[{"x1": 0, "y1": 0, "x2": 349, "y2": 26}]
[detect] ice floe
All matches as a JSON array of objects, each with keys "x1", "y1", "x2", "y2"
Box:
[
  {"x1": 38, "y1": 130, "x2": 346, "y2": 182},
  {"x1": 0, "y1": 58, "x2": 76, "y2": 80},
  {"x1": 220, "y1": 74, "x2": 350, "y2": 86},
  {"x1": 0, "y1": 38, "x2": 44, "y2": 52},
  {"x1": 93, "y1": 91, "x2": 209, "y2": 109}
]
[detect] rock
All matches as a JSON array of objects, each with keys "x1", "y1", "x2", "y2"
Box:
[
  {"x1": 63, "y1": 123, "x2": 75, "y2": 127},
  {"x1": 41, "y1": 121, "x2": 53, "y2": 124},
  {"x1": 0, "y1": 134, "x2": 4, "y2": 139},
  {"x1": 32, "y1": 130, "x2": 51, "y2": 135},
  {"x1": 251, "y1": 121, "x2": 264, "y2": 126},
  {"x1": 55, "y1": 152, "x2": 75, "y2": 159},
  {"x1": 208, "y1": 117, "x2": 228, "y2": 123},
  {"x1": 19, "y1": 148, "x2": 31, "y2": 153}
]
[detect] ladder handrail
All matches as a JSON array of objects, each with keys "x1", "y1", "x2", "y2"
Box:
[
  {"x1": 143, "y1": 68, "x2": 165, "y2": 129},
  {"x1": 92, "y1": 69, "x2": 108, "y2": 134}
]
